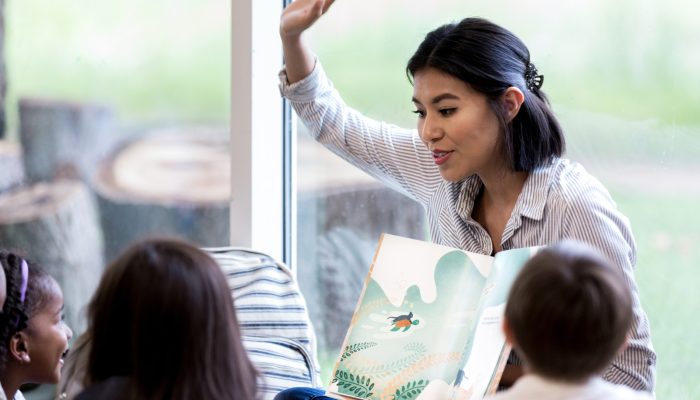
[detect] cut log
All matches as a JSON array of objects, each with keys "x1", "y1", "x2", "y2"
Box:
[
  {"x1": 93, "y1": 127, "x2": 230, "y2": 262},
  {"x1": 0, "y1": 180, "x2": 104, "y2": 334},
  {"x1": 0, "y1": 140, "x2": 24, "y2": 192},
  {"x1": 19, "y1": 98, "x2": 116, "y2": 183}
]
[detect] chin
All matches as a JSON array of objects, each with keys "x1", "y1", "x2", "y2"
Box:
[
  {"x1": 439, "y1": 172, "x2": 469, "y2": 183},
  {"x1": 438, "y1": 165, "x2": 472, "y2": 183}
]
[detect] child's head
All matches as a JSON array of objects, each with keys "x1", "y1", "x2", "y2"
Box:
[
  {"x1": 85, "y1": 238, "x2": 257, "y2": 399},
  {"x1": 504, "y1": 240, "x2": 633, "y2": 382},
  {"x1": 0, "y1": 252, "x2": 73, "y2": 384}
]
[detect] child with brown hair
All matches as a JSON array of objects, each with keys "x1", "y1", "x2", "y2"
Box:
[
  {"x1": 0, "y1": 252, "x2": 73, "y2": 400},
  {"x1": 72, "y1": 238, "x2": 258, "y2": 400},
  {"x1": 490, "y1": 240, "x2": 652, "y2": 399}
]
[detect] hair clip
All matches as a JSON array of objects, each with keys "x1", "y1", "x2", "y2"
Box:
[
  {"x1": 525, "y1": 62, "x2": 544, "y2": 92},
  {"x1": 11, "y1": 259, "x2": 29, "y2": 331},
  {"x1": 19, "y1": 259, "x2": 28, "y2": 304}
]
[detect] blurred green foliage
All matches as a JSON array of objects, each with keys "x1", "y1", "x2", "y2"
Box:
[{"x1": 5, "y1": 0, "x2": 230, "y2": 136}]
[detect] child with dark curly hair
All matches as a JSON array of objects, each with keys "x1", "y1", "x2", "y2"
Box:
[{"x1": 0, "y1": 252, "x2": 73, "y2": 400}]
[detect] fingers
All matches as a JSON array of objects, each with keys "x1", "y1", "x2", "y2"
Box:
[
  {"x1": 321, "y1": 0, "x2": 335, "y2": 14},
  {"x1": 280, "y1": 0, "x2": 334, "y2": 39}
]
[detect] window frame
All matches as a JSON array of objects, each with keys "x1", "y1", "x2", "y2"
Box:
[{"x1": 231, "y1": 0, "x2": 295, "y2": 265}]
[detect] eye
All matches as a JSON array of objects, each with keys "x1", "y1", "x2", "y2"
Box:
[
  {"x1": 439, "y1": 108, "x2": 456, "y2": 116},
  {"x1": 412, "y1": 109, "x2": 425, "y2": 118}
]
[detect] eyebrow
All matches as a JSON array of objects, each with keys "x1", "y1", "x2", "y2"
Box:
[{"x1": 412, "y1": 93, "x2": 460, "y2": 105}]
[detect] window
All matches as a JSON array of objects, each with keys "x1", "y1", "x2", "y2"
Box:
[{"x1": 1, "y1": 0, "x2": 230, "y2": 362}]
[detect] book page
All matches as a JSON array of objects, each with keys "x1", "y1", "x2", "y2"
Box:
[
  {"x1": 452, "y1": 246, "x2": 539, "y2": 400},
  {"x1": 327, "y1": 234, "x2": 494, "y2": 400}
]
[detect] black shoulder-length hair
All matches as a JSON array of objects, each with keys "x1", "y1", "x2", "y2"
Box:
[
  {"x1": 85, "y1": 238, "x2": 258, "y2": 400},
  {"x1": 407, "y1": 17, "x2": 564, "y2": 172}
]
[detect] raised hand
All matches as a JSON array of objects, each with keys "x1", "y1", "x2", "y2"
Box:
[
  {"x1": 280, "y1": 0, "x2": 335, "y2": 39},
  {"x1": 280, "y1": 0, "x2": 335, "y2": 83}
]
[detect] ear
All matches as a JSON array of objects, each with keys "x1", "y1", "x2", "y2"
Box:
[
  {"x1": 501, "y1": 87, "x2": 525, "y2": 123},
  {"x1": 502, "y1": 318, "x2": 516, "y2": 347},
  {"x1": 9, "y1": 332, "x2": 31, "y2": 364}
]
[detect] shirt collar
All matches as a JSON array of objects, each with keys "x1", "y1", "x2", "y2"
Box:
[
  {"x1": 455, "y1": 175, "x2": 482, "y2": 224},
  {"x1": 513, "y1": 159, "x2": 559, "y2": 221},
  {"x1": 456, "y1": 159, "x2": 559, "y2": 224}
]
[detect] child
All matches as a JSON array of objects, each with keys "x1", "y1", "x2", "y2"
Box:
[
  {"x1": 0, "y1": 258, "x2": 6, "y2": 400},
  {"x1": 489, "y1": 241, "x2": 652, "y2": 399},
  {"x1": 72, "y1": 238, "x2": 258, "y2": 400},
  {"x1": 0, "y1": 252, "x2": 73, "y2": 400}
]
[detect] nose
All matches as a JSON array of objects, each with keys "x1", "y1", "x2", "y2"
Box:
[
  {"x1": 64, "y1": 323, "x2": 73, "y2": 341},
  {"x1": 419, "y1": 112, "x2": 443, "y2": 144}
]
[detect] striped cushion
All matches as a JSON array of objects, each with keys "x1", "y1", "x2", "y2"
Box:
[{"x1": 206, "y1": 247, "x2": 321, "y2": 399}]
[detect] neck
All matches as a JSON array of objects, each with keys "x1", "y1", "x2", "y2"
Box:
[
  {"x1": 1, "y1": 367, "x2": 23, "y2": 400},
  {"x1": 477, "y1": 168, "x2": 528, "y2": 207}
]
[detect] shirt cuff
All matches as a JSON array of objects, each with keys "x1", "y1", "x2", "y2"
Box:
[{"x1": 278, "y1": 58, "x2": 331, "y2": 102}]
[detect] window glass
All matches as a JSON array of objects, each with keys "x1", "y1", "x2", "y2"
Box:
[
  {"x1": 1, "y1": 0, "x2": 229, "y2": 357},
  {"x1": 295, "y1": 0, "x2": 699, "y2": 396}
]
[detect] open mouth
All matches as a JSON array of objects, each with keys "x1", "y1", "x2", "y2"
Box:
[
  {"x1": 60, "y1": 348, "x2": 69, "y2": 363},
  {"x1": 432, "y1": 150, "x2": 453, "y2": 165}
]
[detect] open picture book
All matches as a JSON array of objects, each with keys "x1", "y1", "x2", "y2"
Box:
[{"x1": 326, "y1": 234, "x2": 539, "y2": 400}]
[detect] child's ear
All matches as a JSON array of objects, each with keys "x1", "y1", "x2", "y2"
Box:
[
  {"x1": 9, "y1": 332, "x2": 31, "y2": 364},
  {"x1": 501, "y1": 87, "x2": 525, "y2": 123}
]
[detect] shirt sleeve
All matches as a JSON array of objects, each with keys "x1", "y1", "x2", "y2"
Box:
[
  {"x1": 279, "y1": 60, "x2": 443, "y2": 206},
  {"x1": 562, "y1": 178, "x2": 656, "y2": 392}
]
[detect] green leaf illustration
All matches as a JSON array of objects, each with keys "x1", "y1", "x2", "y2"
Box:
[
  {"x1": 393, "y1": 379, "x2": 429, "y2": 400},
  {"x1": 349, "y1": 342, "x2": 427, "y2": 378},
  {"x1": 340, "y1": 341, "x2": 379, "y2": 362},
  {"x1": 333, "y1": 368, "x2": 376, "y2": 399}
]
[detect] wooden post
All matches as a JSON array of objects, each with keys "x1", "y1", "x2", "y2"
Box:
[
  {"x1": 93, "y1": 127, "x2": 230, "y2": 262},
  {"x1": 0, "y1": 140, "x2": 24, "y2": 192},
  {"x1": 19, "y1": 98, "x2": 115, "y2": 183},
  {"x1": 0, "y1": 180, "x2": 104, "y2": 334}
]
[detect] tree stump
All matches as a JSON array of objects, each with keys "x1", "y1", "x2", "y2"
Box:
[
  {"x1": 93, "y1": 127, "x2": 230, "y2": 262},
  {"x1": 0, "y1": 180, "x2": 104, "y2": 334},
  {"x1": 0, "y1": 140, "x2": 24, "y2": 192},
  {"x1": 19, "y1": 98, "x2": 115, "y2": 183}
]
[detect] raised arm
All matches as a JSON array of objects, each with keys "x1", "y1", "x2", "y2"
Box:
[
  {"x1": 278, "y1": 0, "x2": 442, "y2": 205},
  {"x1": 280, "y1": 0, "x2": 334, "y2": 83}
]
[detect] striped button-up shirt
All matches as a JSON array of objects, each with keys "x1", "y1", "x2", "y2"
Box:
[{"x1": 280, "y1": 61, "x2": 656, "y2": 392}]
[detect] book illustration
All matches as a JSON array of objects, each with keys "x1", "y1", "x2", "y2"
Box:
[
  {"x1": 387, "y1": 312, "x2": 419, "y2": 332},
  {"x1": 327, "y1": 234, "x2": 537, "y2": 400}
]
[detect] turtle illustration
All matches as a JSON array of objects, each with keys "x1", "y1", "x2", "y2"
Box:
[{"x1": 387, "y1": 311, "x2": 420, "y2": 332}]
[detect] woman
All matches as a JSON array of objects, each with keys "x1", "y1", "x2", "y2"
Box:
[
  {"x1": 73, "y1": 239, "x2": 258, "y2": 400},
  {"x1": 277, "y1": 0, "x2": 655, "y2": 397}
]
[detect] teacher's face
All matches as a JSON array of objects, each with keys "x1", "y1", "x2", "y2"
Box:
[{"x1": 412, "y1": 68, "x2": 504, "y2": 182}]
